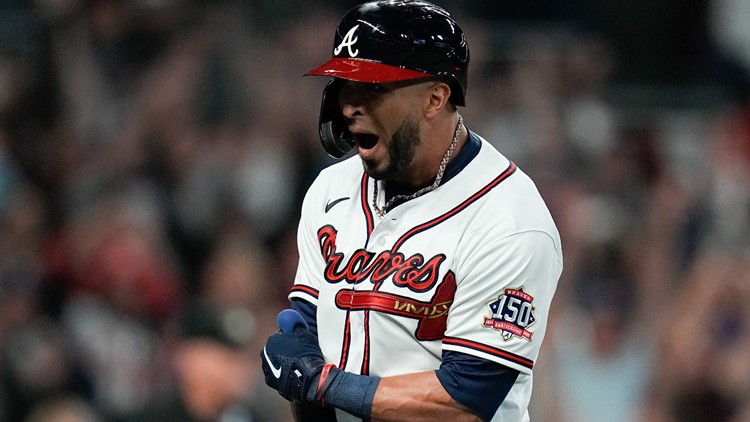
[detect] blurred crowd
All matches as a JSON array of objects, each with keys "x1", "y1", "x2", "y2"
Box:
[{"x1": 1, "y1": 1, "x2": 750, "y2": 421}]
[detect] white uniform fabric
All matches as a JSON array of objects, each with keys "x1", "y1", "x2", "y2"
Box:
[{"x1": 290, "y1": 133, "x2": 563, "y2": 421}]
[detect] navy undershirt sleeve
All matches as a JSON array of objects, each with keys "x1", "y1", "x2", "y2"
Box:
[
  {"x1": 290, "y1": 298, "x2": 319, "y2": 339},
  {"x1": 436, "y1": 350, "x2": 520, "y2": 421}
]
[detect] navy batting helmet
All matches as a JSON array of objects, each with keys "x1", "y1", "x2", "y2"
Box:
[{"x1": 306, "y1": 0, "x2": 470, "y2": 158}]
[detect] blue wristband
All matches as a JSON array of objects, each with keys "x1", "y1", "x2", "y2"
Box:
[{"x1": 324, "y1": 369, "x2": 380, "y2": 418}]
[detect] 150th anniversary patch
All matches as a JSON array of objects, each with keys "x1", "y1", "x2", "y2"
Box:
[{"x1": 483, "y1": 287, "x2": 536, "y2": 341}]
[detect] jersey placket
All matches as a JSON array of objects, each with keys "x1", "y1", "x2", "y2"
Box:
[{"x1": 348, "y1": 204, "x2": 396, "y2": 375}]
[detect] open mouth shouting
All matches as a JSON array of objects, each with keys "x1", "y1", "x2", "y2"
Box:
[
  {"x1": 353, "y1": 132, "x2": 380, "y2": 157},
  {"x1": 354, "y1": 132, "x2": 378, "y2": 148}
]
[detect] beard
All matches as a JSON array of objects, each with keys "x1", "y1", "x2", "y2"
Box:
[{"x1": 361, "y1": 113, "x2": 421, "y2": 181}]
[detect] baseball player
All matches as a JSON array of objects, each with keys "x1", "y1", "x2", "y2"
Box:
[{"x1": 260, "y1": 1, "x2": 563, "y2": 421}]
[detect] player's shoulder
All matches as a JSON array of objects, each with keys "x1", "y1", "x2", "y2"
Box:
[
  {"x1": 302, "y1": 155, "x2": 363, "y2": 205},
  {"x1": 467, "y1": 133, "x2": 534, "y2": 197},
  {"x1": 466, "y1": 134, "x2": 559, "y2": 238},
  {"x1": 315, "y1": 155, "x2": 363, "y2": 183}
]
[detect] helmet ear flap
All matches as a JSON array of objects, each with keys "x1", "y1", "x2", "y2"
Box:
[{"x1": 319, "y1": 79, "x2": 354, "y2": 158}]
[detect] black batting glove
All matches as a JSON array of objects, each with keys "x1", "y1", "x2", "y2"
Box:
[{"x1": 261, "y1": 309, "x2": 340, "y2": 405}]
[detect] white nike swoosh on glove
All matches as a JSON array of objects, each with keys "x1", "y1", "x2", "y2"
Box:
[{"x1": 263, "y1": 346, "x2": 282, "y2": 379}]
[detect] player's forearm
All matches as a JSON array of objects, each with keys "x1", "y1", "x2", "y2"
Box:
[
  {"x1": 370, "y1": 371, "x2": 481, "y2": 422},
  {"x1": 260, "y1": 309, "x2": 482, "y2": 421}
]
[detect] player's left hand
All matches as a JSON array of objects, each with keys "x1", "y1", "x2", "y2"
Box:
[{"x1": 261, "y1": 309, "x2": 336, "y2": 404}]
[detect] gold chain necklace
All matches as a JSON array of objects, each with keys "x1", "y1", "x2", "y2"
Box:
[{"x1": 372, "y1": 115, "x2": 463, "y2": 218}]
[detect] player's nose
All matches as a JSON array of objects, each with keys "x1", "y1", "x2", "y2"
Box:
[{"x1": 339, "y1": 82, "x2": 366, "y2": 119}]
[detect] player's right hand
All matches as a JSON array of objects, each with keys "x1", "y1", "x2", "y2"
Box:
[{"x1": 260, "y1": 310, "x2": 329, "y2": 404}]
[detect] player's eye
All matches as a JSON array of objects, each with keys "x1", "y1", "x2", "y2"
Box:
[{"x1": 368, "y1": 83, "x2": 384, "y2": 92}]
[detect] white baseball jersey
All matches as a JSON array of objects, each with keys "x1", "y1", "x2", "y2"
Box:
[{"x1": 289, "y1": 132, "x2": 563, "y2": 421}]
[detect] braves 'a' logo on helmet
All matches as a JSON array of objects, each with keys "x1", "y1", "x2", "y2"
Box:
[{"x1": 334, "y1": 25, "x2": 360, "y2": 57}]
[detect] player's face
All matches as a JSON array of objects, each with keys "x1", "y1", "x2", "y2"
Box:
[{"x1": 339, "y1": 80, "x2": 431, "y2": 182}]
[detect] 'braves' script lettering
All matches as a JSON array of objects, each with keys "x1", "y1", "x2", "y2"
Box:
[{"x1": 318, "y1": 225, "x2": 445, "y2": 292}]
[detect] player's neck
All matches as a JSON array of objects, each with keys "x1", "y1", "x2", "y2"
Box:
[
  {"x1": 394, "y1": 116, "x2": 466, "y2": 188},
  {"x1": 385, "y1": 178, "x2": 432, "y2": 202}
]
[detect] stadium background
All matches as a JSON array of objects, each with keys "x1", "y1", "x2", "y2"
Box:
[{"x1": 1, "y1": 0, "x2": 749, "y2": 421}]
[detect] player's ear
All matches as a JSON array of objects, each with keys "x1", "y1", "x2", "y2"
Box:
[{"x1": 424, "y1": 80, "x2": 452, "y2": 118}]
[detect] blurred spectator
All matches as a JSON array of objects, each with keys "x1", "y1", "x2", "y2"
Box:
[
  {"x1": 48, "y1": 185, "x2": 184, "y2": 419},
  {"x1": 702, "y1": 107, "x2": 750, "y2": 250},
  {"x1": 1, "y1": 317, "x2": 91, "y2": 422},
  {"x1": 121, "y1": 300, "x2": 292, "y2": 422},
  {"x1": 536, "y1": 242, "x2": 655, "y2": 422},
  {"x1": 25, "y1": 395, "x2": 101, "y2": 422},
  {"x1": 643, "y1": 252, "x2": 750, "y2": 422},
  {"x1": 711, "y1": 0, "x2": 750, "y2": 100},
  {"x1": 198, "y1": 224, "x2": 282, "y2": 311}
]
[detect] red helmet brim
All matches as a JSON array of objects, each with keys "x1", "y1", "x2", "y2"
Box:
[{"x1": 304, "y1": 57, "x2": 432, "y2": 83}]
